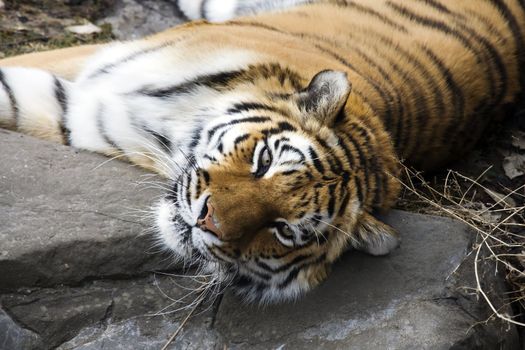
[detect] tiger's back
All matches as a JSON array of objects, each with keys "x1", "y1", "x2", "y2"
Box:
[
  {"x1": 2, "y1": 0, "x2": 523, "y2": 169},
  {"x1": 222, "y1": 0, "x2": 525, "y2": 169}
]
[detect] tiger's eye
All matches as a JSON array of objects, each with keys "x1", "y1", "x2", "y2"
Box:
[
  {"x1": 282, "y1": 224, "x2": 293, "y2": 237},
  {"x1": 254, "y1": 146, "x2": 273, "y2": 178},
  {"x1": 261, "y1": 147, "x2": 271, "y2": 166}
]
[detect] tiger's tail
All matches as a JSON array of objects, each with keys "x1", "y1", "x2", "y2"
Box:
[{"x1": 0, "y1": 67, "x2": 72, "y2": 145}]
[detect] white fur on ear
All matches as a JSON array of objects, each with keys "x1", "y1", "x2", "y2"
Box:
[{"x1": 296, "y1": 70, "x2": 352, "y2": 126}]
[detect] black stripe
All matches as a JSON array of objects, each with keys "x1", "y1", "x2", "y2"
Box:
[
  {"x1": 336, "y1": 132, "x2": 355, "y2": 169},
  {"x1": 203, "y1": 154, "x2": 217, "y2": 162},
  {"x1": 388, "y1": 1, "x2": 506, "y2": 110},
  {"x1": 227, "y1": 102, "x2": 283, "y2": 115},
  {"x1": 233, "y1": 133, "x2": 250, "y2": 146},
  {"x1": 96, "y1": 104, "x2": 122, "y2": 152},
  {"x1": 346, "y1": 45, "x2": 404, "y2": 137},
  {"x1": 214, "y1": 245, "x2": 240, "y2": 261},
  {"x1": 202, "y1": 170, "x2": 210, "y2": 186},
  {"x1": 342, "y1": 130, "x2": 369, "y2": 207},
  {"x1": 239, "y1": 266, "x2": 272, "y2": 281},
  {"x1": 278, "y1": 253, "x2": 327, "y2": 289},
  {"x1": 208, "y1": 116, "x2": 270, "y2": 139},
  {"x1": 184, "y1": 172, "x2": 192, "y2": 209},
  {"x1": 372, "y1": 166, "x2": 383, "y2": 209},
  {"x1": 308, "y1": 146, "x2": 325, "y2": 174},
  {"x1": 277, "y1": 121, "x2": 296, "y2": 132},
  {"x1": 346, "y1": 1, "x2": 408, "y2": 33},
  {"x1": 260, "y1": 121, "x2": 297, "y2": 137},
  {"x1": 88, "y1": 42, "x2": 174, "y2": 79},
  {"x1": 347, "y1": 123, "x2": 384, "y2": 208},
  {"x1": 129, "y1": 113, "x2": 172, "y2": 154},
  {"x1": 454, "y1": 22, "x2": 507, "y2": 108},
  {"x1": 200, "y1": 0, "x2": 209, "y2": 19},
  {"x1": 213, "y1": 129, "x2": 229, "y2": 149},
  {"x1": 0, "y1": 69, "x2": 19, "y2": 126},
  {"x1": 139, "y1": 70, "x2": 244, "y2": 98},
  {"x1": 195, "y1": 170, "x2": 202, "y2": 198},
  {"x1": 362, "y1": 30, "x2": 446, "y2": 117},
  {"x1": 188, "y1": 125, "x2": 202, "y2": 151},
  {"x1": 340, "y1": 36, "x2": 404, "y2": 152},
  {"x1": 235, "y1": 274, "x2": 260, "y2": 288},
  {"x1": 53, "y1": 77, "x2": 68, "y2": 115},
  {"x1": 147, "y1": 128, "x2": 172, "y2": 154},
  {"x1": 338, "y1": 191, "x2": 351, "y2": 216},
  {"x1": 316, "y1": 136, "x2": 344, "y2": 175},
  {"x1": 260, "y1": 123, "x2": 297, "y2": 137},
  {"x1": 387, "y1": 60, "x2": 429, "y2": 158},
  {"x1": 327, "y1": 183, "x2": 337, "y2": 218},
  {"x1": 226, "y1": 21, "x2": 386, "y2": 118},
  {"x1": 282, "y1": 169, "x2": 299, "y2": 176},
  {"x1": 355, "y1": 178, "x2": 364, "y2": 205},
  {"x1": 419, "y1": 45, "x2": 464, "y2": 120},
  {"x1": 464, "y1": 9, "x2": 507, "y2": 44},
  {"x1": 279, "y1": 144, "x2": 306, "y2": 162},
  {"x1": 487, "y1": 0, "x2": 525, "y2": 94},
  {"x1": 417, "y1": 0, "x2": 453, "y2": 14},
  {"x1": 255, "y1": 254, "x2": 310, "y2": 273},
  {"x1": 312, "y1": 43, "x2": 395, "y2": 131}
]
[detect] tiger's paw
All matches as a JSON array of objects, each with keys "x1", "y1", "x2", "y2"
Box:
[
  {"x1": 352, "y1": 213, "x2": 400, "y2": 256},
  {"x1": 177, "y1": 0, "x2": 238, "y2": 22}
]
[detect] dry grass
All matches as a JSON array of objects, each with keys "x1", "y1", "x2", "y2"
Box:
[{"x1": 396, "y1": 164, "x2": 525, "y2": 327}]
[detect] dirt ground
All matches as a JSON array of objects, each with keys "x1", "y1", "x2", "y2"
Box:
[
  {"x1": 0, "y1": 0, "x2": 114, "y2": 57},
  {"x1": 1, "y1": 0, "x2": 524, "y2": 337}
]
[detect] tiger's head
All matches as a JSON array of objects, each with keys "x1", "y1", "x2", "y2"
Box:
[{"x1": 155, "y1": 65, "x2": 400, "y2": 303}]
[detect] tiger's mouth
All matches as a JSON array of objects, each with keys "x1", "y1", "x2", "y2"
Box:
[{"x1": 155, "y1": 195, "x2": 229, "y2": 267}]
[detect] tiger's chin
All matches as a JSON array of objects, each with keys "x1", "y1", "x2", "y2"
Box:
[{"x1": 154, "y1": 197, "x2": 321, "y2": 304}]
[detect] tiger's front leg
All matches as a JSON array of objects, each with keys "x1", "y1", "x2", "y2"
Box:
[
  {"x1": 0, "y1": 44, "x2": 103, "y2": 145},
  {"x1": 177, "y1": 0, "x2": 314, "y2": 22},
  {"x1": 0, "y1": 47, "x2": 175, "y2": 176},
  {"x1": 0, "y1": 67, "x2": 70, "y2": 144}
]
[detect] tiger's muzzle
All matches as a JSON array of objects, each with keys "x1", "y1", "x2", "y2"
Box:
[{"x1": 196, "y1": 199, "x2": 223, "y2": 238}]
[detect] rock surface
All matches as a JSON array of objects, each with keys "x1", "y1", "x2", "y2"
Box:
[
  {"x1": 0, "y1": 132, "x2": 520, "y2": 349},
  {"x1": 100, "y1": 0, "x2": 186, "y2": 40},
  {"x1": 0, "y1": 130, "x2": 171, "y2": 290},
  {"x1": 0, "y1": 309, "x2": 42, "y2": 350},
  {"x1": 215, "y1": 211, "x2": 519, "y2": 349}
]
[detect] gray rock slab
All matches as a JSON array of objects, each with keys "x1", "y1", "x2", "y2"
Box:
[
  {"x1": 57, "y1": 315, "x2": 222, "y2": 350},
  {"x1": 0, "y1": 131, "x2": 519, "y2": 349},
  {"x1": 0, "y1": 309, "x2": 42, "y2": 350},
  {"x1": 100, "y1": 0, "x2": 186, "y2": 40},
  {"x1": 1, "y1": 274, "x2": 221, "y2": 349},
  {"x1": 214, "y1": 210, "x2": 520, "y2": 349},
  {"x1": 0, "y1": 130, "x2": 172, "y2": 290}
]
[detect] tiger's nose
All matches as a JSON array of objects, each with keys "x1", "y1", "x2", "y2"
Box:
[{"x1": 196, "y1": 200, "x2": 222, "y2": 237}]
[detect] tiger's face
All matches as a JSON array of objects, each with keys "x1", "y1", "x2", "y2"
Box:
[{"x1": 155, "y1": 69, "x2": 399, "y2": 303}]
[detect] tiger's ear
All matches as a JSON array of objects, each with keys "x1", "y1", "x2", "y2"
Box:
[{"x1": 294, "y1": 70, "x2": 351, "y2": 126}]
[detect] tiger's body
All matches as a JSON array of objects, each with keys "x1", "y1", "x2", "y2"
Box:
[{"x1": 1, "y1": 0, "x2": 523, "y2": 302}]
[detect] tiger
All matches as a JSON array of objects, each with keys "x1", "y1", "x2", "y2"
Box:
[{"x1": 0, "y1": 0, "x2": 524, "y2": 303}]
